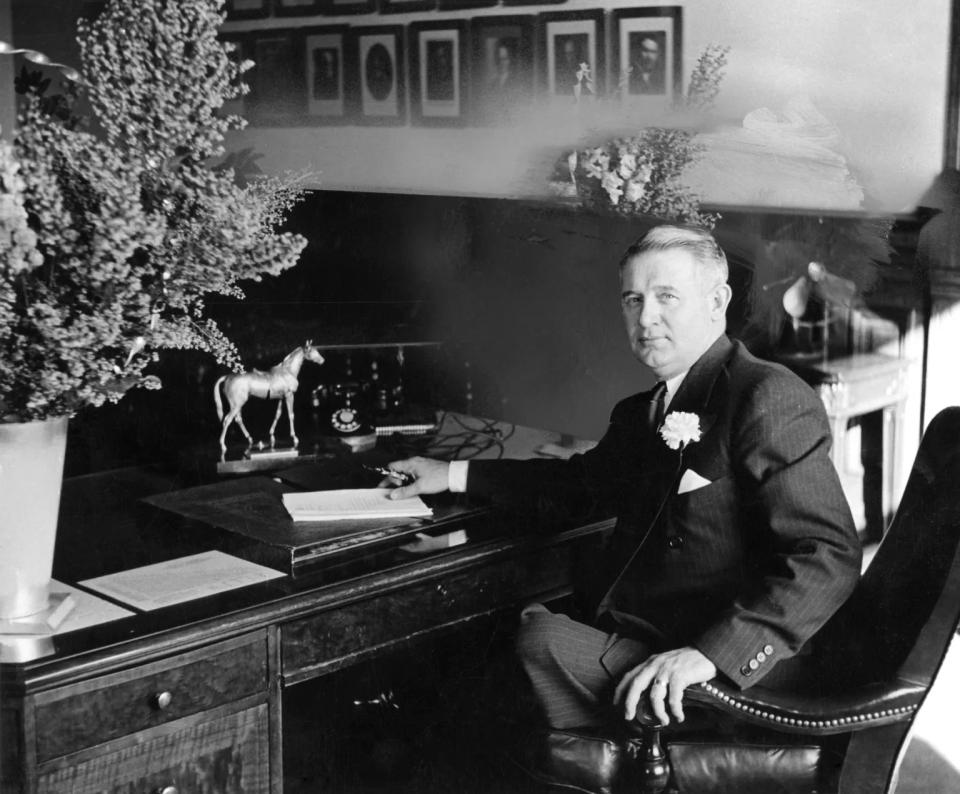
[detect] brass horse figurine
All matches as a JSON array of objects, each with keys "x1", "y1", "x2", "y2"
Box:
[{"x1": 214, "y1": 341, "x2": 325, "y2": 454}]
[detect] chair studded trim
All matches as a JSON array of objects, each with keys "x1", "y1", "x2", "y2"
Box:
[{"x1": 686, "y1": 679, "x2": 924, "y2": 736}]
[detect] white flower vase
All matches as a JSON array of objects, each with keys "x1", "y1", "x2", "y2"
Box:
[{"x1": 0, "y1": 417, "x2": 68, "y2": 620}]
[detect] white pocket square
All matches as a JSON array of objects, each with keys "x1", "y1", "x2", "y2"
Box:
[{"x1": 678, "y1": 468, "x2": 712, "y2": 495}]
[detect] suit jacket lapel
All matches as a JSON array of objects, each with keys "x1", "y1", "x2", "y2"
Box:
[
  {"x1": 667, "y1": 334, "x2": 734, "y2": 434},
  {"x1": 643, "y1": 335, "x2": 734, "y2": 507}
]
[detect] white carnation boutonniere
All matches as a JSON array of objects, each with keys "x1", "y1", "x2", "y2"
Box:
[{"x1": 660, "y1": 411, "x2": 702, "y2": 451}]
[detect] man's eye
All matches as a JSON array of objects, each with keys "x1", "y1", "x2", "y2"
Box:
[
  {"x1": 623, "y1": 296, "x2": 642, "y2": 308},
  {"x1": 658, "y1": 292, "x2": 678, "y2": 302}
]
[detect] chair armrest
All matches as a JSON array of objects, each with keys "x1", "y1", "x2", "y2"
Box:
[{"x1": 661, "y1": 678, "x2": 926, "y2": 736}]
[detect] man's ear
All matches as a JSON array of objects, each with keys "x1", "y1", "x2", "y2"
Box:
[{"x1": 710, "y1": 283, "x2": 732, "y2": 319}]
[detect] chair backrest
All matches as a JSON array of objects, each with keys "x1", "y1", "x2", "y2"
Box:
[{"x1": 818, "y1": 406, "x2": 960, "y2": 690}]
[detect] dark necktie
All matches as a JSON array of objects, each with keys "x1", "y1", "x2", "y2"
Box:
[{"x1": 646, "y1": 381, "x2": 667, "y2": 433}]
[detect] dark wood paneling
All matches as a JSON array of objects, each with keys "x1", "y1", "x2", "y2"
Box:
[
  {"x1": 0, "y1": 703, "x2": 23, "y2": 794},
  {"x1": 35, "y1": 703, "x2": 269, "y2": 794},
  {"x1": 34, "y1": 633, "x2": 267, "y2": 762},
  {"x1": 282, "y1": 543, "x2": 573, "y2": 681}
]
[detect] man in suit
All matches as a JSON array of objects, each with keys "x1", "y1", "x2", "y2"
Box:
[
  {"x1": 629, "y1": 33, "x2": 666, "y2": 95},
  {"x1": 385, "y1": 224, "x2": 861, "y2": 732}
]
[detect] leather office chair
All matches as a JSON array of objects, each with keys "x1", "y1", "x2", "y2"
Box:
[{"x1": 517, "y1": 406, "x2": 960, "y2": 794}]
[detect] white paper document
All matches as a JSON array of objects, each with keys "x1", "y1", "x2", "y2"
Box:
[
  {"x1": 282, "y1": 488, "x2": 433, "y2": 522},
  {"x1": 79, "y1": 550, "x2": 285, "y2": 611},
  {"x1": 0, "y1": 581, "x2": 136, "y2": 662}
]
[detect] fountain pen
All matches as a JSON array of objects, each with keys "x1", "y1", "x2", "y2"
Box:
[{"x1": 363, "y1": 464, "x2": 415, "y2": 486}]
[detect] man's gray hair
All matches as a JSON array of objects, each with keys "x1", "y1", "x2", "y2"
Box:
[{"x1": 619, "y1": 224, "x2": 728, "y2": 285}]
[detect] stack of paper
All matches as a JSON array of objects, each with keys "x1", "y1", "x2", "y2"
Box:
[
  {"x1": 282, "y1": 488, "x2": 433, "y2": 522},
  {"x1": 80, "y1": 551, "x2": 285, "y2": 611}
]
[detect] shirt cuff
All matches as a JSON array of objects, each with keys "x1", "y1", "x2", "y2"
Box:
[{"x1": 448, "y1": 460, "x2": 469, "y2": 493}]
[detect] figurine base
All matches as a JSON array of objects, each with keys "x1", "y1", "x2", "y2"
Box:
[
  {"x1": 217, "y1": 445, "x2": 304, "y2": 475},
  {"x1": 247, "y1": 445, "x2": 300, "y2": 461},
  {"x1": 0, "y1": 592, "x2": 75, "y2": 635}
]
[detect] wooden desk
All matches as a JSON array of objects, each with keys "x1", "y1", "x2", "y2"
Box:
[
  {"x1": 0, "y1": 467, "x2": 608, "y2": 794},
  {"x1": 787, "y1": 353, "x2": 912, "y2": 539}
]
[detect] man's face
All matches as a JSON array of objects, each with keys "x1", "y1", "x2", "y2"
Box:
[
  {"x1": 620, "y1": 248, "x2": 728, "y2": 380},
  {"x1": 639, "y1": 38, "x2": 660, "y2": 71}
]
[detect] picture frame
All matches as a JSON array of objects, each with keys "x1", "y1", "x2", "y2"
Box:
[
  {"x1": 501, "y1": 0, "x2": 564, "y2": 7},
  {"x1": 408, "y1": 21, "x2": 468, "y2": 126},
  {"x1": 537, "y1": 9, "x2": 606, "y2": 100},
  {"x1": 319, "y1": 0, "x2": 376, "y2": 15},
  {"x1": 611, "y1": 7, "x2": 683, "y2": 103},
  {"x1": 246, "y1": 30, "x2": 305, "y2": 125},
  {"x1": 348, "y1": 26, "x2": 406, "y2": 125},
  {"x1": 225, "y1": 0, "x2": 270, "y2": 20},
  {"x1": 380, "y1": 0, "x2": 436, "y2": 13},
  {"x1": 437, "y1": 0, "x2": 497, "y2": 10},
  {"x1": 273, "y1": 0, "x2": 322, "y2": 16},
  {"x1": 944, "y1": 0, "x2": 960, "y2": 169},
  {"x1": 303, "y1": 26, "x2": 351, "y2": 124},
  {"x1": 470, "y1": 15, "x2": 534, "y2": 123}
]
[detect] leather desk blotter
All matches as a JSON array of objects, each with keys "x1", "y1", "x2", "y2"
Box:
[{"x1": 142, "y1": 476, "x2": 489, "y2": 575}]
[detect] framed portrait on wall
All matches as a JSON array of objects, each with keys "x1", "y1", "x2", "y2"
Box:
[
  {"x1": 501, "y1": 0, "x2": 564, "y2": 6},
  {"x1": 247, "y1": 30, "x2": 305, "y2": 125},
  {"x1": 380, "y1": 0, "x2": 435, "y2": 13},
  {"x1": 437, "y1": 0, "x2": 497, "y2": 10},
  {"x1": 408, "y1": 21, "x2": 468, "y2": 126},
  {"x1": 611, "y1": 7, "x2": 683, "y2": 103},
  {"x1": 274, "y1": 0, "x2": 322, "y2": 15},
  {"x1": 470, "y1": 15, "x2": 534, "y2": 123},
  {"x1": 319, "y1": 0, "x2": 376, "y2": 15},
  {"x1": 225, "y1": 0, "x2": 269, "y2": 20},
  {"x1": 537, "y1": 10, "x2": 605, "y2": 100},
  {"x1": 304, "y1": 26, "x2": 350, "y2": 123},
  {"x1": 349, "y1": 26, "x2": 406, "y2": 125}
]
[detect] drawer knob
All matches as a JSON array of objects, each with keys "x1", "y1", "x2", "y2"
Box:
[
  {"x1": 153, "y1": 787, "x2": 177, "y2": 794},
  {"x1": 152, "y1": 690, "x2": 173, "y2": 710}
]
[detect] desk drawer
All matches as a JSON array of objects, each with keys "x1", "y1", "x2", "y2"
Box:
[
  {"x1": 36, "y1": 702, "x2": 268, "y2": 794},
  {"x1": 33, "y1": 632, "x2": 268, "y2": 763},
  {"x1": 283, "y1": 544, "x2": 573, "y2": 681}
]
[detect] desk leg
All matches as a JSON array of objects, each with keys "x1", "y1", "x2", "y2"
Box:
[
  {"x1": 829, "y1": 416, "x2": 847, "y2": 475},
  {"x1": 882, "y1": 403, "x2": 904, "y2": 532},
  {"x1": 859, "y1": 412, "x2": 885, "y2": 545},
  {"x1": 268, "y1": 626, "x2": 284, "y2": 794}
]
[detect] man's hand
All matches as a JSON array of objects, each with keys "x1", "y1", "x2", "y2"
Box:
[
  {"x1": 381, "y1": 456, "x2": 450, "y2": 499},
  {"x1": 613, "y1": 647, "x2": 716, "y2": 726}
]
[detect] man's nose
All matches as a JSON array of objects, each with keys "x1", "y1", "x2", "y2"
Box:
[{"x1": 637, "y1": 299, "x2": 660, "y2": 328}]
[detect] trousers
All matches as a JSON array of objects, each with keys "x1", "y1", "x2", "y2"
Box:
[{"x1": 514, "y1": 603, "x2": 653, "y2": 729}]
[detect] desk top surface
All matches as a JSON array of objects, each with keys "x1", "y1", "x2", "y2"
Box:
[{"x1": 1, "y1": 420, "x2": 606, "y2": 688}]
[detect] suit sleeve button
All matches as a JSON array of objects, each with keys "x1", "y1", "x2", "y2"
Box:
[
  {"x1": 763, "y1": 645, "x2": 774, "y2": 656},
  {"x1": 756, "y1": 652, "x2": 766, "y2": 663},
  {"x1": 667, "y1": 535, "x2": 685, "y2": 549},
  {"x1": 748, "y1": 659, "x2": 760, "y2": 670},
  {"x1": 740, "y1": 665, "x2": 752, "y2": 676}
]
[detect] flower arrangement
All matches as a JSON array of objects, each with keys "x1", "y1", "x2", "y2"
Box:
[
  {"x1": 554, "y1": 45, "x2": 729, "y2": 228},
  {"x1": 660, "y1": 411, "x2": 702, "y2": 451},
  {"x1": 0, "y1": 0, "x2": 308, "y2": 423}
]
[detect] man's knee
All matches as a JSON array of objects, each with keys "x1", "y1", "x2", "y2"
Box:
[{"x1": 515, "y1": 604, "x2": 577, "y2": 667}]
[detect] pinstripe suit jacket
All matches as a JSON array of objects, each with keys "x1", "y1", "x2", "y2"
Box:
[{"x1": 466, "y1": 335, "x2": 861, "y2": 689}]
